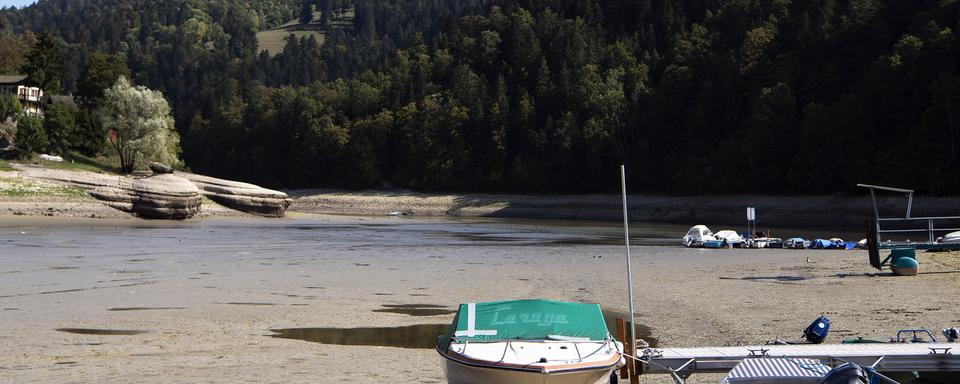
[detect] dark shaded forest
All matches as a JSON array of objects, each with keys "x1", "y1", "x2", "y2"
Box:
[{"x1": 2, "y1": 0, "x2": 958, "y2": 194}]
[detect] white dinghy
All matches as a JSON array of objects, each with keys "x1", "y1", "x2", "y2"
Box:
[
  {"x1": 942, "y1": 231, "x2": 960, "y2": 244},
  {"x1": 437, "y1": 299, "x2": 624, "y2": 384}
]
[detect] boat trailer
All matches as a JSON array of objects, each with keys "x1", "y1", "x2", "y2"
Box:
[{"x1": 632, "y1": 342, "x2": 959, "y2": 383}]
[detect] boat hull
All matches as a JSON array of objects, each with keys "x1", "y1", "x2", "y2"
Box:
[{"x1": 442, "y1": 357, "x2": 615, "y2": 384}]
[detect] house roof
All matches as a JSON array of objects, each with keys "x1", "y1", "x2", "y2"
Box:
[
  {"x1": 0, "y1": 75, "x2": 29, "y2": 85},
  {"x1": 46, "y1": 95, "x2": 76, "y2": 108}
]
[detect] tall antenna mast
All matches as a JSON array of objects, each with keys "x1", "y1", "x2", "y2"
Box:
[{"x1": 620, "y1": 165, "x2": 636, "y2": 352}]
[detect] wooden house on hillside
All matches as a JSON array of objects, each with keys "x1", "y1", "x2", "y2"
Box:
[{"x1": 0, "y1": 75, "x2": 45, "y2": 118}]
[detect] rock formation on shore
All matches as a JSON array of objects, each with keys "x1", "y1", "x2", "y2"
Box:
[
  {"x1": 20, "y1": 167, "x2": 202, "y2": 219},
  {"x1": 177, "y1": 172, "x2": 292, "y2": 217},
  {"x1": 16, "y1": 166, "x2": 293, "y2": 219}
]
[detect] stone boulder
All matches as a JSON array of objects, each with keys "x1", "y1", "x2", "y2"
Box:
[
  {"x1": 149, "y1": 162, "x2": 174, "y2": 174},
  {"x1": 20, "y1": 167, "x2": 202, "y2": 220},
  {"x1": 176, "y1": 172, "x2": 292, "y2": 217}
]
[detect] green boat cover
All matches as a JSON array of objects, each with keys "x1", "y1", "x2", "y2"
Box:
[{"x1": 447, "y1": 299, "x2": 609, "y2": 342}]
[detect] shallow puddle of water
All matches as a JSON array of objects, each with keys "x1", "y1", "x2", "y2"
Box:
[
  {"x1": 720, "y1": 275, "x2": 809, "y2": 282},
  {"x1": 373, "y1": 304, "x2": 456, "y2": 316},
  {"x1": 272, "y1": 308, "x2": 656, "y2": 349},
  {"x1": 56, "y1": 328, "x2": 148, "y2": 335},
  {"x1": 47, "y1": 266, "x2": 79, "y2": 270},
  {"x1": 271, "y1": 324, "x2": 450, "y2": 349}
]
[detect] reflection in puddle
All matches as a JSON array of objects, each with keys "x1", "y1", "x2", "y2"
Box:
[
  {"x1": 48, "y1": 266, "x2": 80, "y2": 270},
  {"x1": 374, "y1": 304, "x2": 456, "y2": 316},
  {"x1": 273, "y1": 309, "x2": 656, "y2": 349},
  {"x1": 56, "y1": 328, "x2": 148, "y2": 335},
  {"x1": 720, "y1": 275, "x2": 809, "y2": 282},
  {"x1": 108, "y1": 307, "x2": 186, "y2": 311},
  {"x1": 271, "y1": 324, "x2": 450, "y2": 349}
]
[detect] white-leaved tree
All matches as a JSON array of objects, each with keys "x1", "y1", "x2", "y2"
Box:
[{"x1": 99, "y1": 77, "x2": 181, "y2": 173}]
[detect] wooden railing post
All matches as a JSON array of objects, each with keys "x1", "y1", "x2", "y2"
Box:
[
  {"x1": 617, "y1": 317, "x2": 641, "y2": 383},
  {"x1": 628, "y1": 319, "x2": 639, "y2": 384},
  {"x1": 616, "y1": 318, "x2": 629, "y2": 379}
]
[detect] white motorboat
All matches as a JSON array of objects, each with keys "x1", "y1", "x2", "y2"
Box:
[
  {"x1": 714, "y1": 230, "x2": 746, "y2": 248},
  {"x1": 682, "y1": 225, "x2": 720, "y2": 247},
  {"x1": 942, "y1": 231, "x2": 960, "y2": 244},
  {"x1": 438, "y1": 299, "x2": 625, "y2": 384},
  {"x1": 749, "y1": 232, "x2": 783, "y2": 249}
]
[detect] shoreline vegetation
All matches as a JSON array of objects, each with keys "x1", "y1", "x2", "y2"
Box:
[{"x1": 3, "y1": 164, "x2": 960, "y2": 227}]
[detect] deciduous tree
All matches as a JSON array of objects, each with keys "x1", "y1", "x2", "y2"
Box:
[{"x1": 98, "y1": 77, "x2": 181, "y2": 173}]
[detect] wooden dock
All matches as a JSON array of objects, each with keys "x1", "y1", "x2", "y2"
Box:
[{"x1": 638, "y1": 342, "x2": 959, "y2": 379}]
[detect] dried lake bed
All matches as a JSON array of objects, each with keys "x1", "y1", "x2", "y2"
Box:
[{"x1": 1, "y1": 215, "x2": 957, "y2": 383}]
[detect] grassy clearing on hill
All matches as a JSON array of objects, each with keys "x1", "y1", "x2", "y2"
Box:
[
  {"x1": 255, "y1": 9, "x2": 353, "y2": 56},
  {"x1": 25, "y1": 152, "x2": 120, "y2": 174},
  {"x1": 0, "y1": 176, "x2": 90, "y2": 199}
]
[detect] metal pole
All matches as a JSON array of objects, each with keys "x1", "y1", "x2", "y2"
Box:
[
  {"x1": 620, "y1": 165, "x2": 637, "y2": 353},
  {"x1": 906, "y1": 192, "x2": 913, "y2": 219},
  {"x1": 870, "y1": 189, "x2": 882, "y2": 243}
]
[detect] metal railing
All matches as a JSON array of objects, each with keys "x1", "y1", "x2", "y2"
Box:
[
  {"x1": 858, "y1": 184, "x2": 960, "y2": 244},
  {"x1": 876, "y1": 216, "x2": 960, "y2": 243}
]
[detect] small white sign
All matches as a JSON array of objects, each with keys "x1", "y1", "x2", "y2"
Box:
[{"x1": 747, "y1": 207, "x2": 756, "y2": 221}]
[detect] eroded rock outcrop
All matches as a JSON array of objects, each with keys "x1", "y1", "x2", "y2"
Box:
[
  {"x1": 20, "y1": 167, "x2": 202, "y2": 219},
  {"x1": 177, "y1": 172, "x2": 292, "y2": 217}
]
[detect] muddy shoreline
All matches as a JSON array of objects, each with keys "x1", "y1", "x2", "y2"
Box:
[
  {"x1": 1, "y1": 217, "x2": 957, "y2": 384},
  {"x1": 4, "y1": 167, "x2": 959, "y2": 227},
  {"x1": 289, "y1": 189, "x2": 960, "y2": 228}
]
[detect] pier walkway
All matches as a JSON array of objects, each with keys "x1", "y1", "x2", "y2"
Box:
[{"x1": 638, "y1": 342, "x2": 959, "y2": 381}]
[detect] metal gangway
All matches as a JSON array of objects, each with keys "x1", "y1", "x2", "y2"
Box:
[
  {"x1": 636, "y1": 341, "x2": 959, "y2": 383},
  {"x1": 858, "y1": 184, "x2": 960, "y2": 245}
]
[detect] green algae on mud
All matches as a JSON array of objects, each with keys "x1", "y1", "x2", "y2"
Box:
[
  {"x1": 269, "y1": 307, "x2": 657, "y2": 350},
  {"x1": 271, "y1": 324, "x2": 451, "y2": 349},
  {"x1": 56, "y1": 328, "x2": 149, "y2": 335},
  {"x1": 373, "y1": 304, "x2": 457, "y2": 316}
]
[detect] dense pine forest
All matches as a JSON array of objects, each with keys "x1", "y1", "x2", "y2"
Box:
[{"x1": 1, "y1": 0, "x2": 958, "y2": 194}]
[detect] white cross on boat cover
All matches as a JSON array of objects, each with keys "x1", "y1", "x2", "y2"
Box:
[
  {"x1": 446, "y1": 299, "x2": 610, "y2": 342},
  {"x1": 721, "y1": 358, "x2": 831, "y2": 383}
]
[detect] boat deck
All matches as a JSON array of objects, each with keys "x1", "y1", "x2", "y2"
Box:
[{"x1": 639, "y1": 342, "x2": 960, "y2": 376}]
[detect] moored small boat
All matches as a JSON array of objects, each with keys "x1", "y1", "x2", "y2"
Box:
[
  {"x1": 715, "y1": 230, "x2": 746, "y2": 248},
  {"x1": 682, "y1": 225, "x2": 718, "y2": 248},
  {"x1": 766, "y1": 237, "x2": 784, "y2": 248},
  {"x1": 749, "y1": 232, "x2": 782, "y2": 248},
  {"x1": 943, "y1": 231, "x2": 960, "y2": 244},
  {"x1": 438, "y1": 299, "x2": 624, "y2": 384},
  {"x1": 783, "y1": 237, "x2": 809, "y2": 249},
  {"x1": 811, "y1": 238, "x2": 842, "y2": 249}
]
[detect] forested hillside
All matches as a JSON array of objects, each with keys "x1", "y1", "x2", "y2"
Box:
[{"x1": 2, "y1": 0, "x2": 958, "y2": 195}]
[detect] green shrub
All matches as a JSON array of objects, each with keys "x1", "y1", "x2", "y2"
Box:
[
  {"x1": 43, "y1": 103, "x2": 78, "y2": 154},
  {"x1": 15, "y1": 116, "x2": 47, "y2": 157}
]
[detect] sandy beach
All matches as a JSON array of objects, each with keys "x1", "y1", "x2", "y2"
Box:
[{"x1": 1, "y1": 215, "x2": 957, "y2": 383}]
